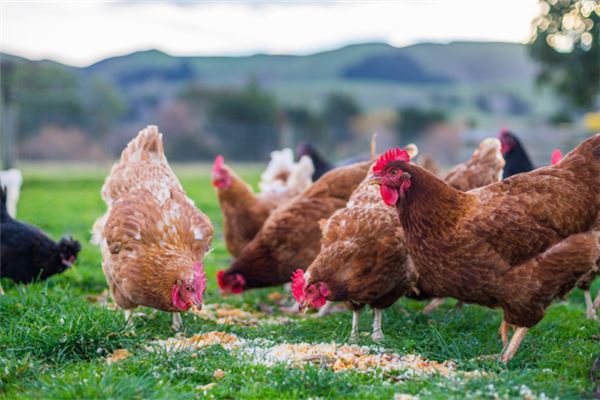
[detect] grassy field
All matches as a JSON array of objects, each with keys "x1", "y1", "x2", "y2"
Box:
[{"x1": 1, "y1": 165, "x2": 599, "y2": 399}]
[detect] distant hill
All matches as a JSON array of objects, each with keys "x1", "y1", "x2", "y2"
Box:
[
  {"x1": 2, "y1": 41, "x2": 552, "y2": 123},
  {"x1": 81, "y1": 41, "x2": 536, "y2": 86}
]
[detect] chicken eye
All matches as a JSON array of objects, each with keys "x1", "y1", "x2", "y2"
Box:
[{"x1": 390, "y1": 169, "x2": 398, "y2": 176}]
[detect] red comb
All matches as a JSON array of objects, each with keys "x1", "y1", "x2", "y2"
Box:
[
  {"x1": 213, "y1": 155, "x2": 224, "y2": 175},
  {"x1": 216, "y1": 270, "x2": 226, "y2": 290},
  {"x1": 499, "y1": 127, "x2": 510, "y2": 136},
  {"x1": 291, "y1": 269, "x2": 306, "y2": 303},
  {"x1": 373, "y1": 147, "x2": 410, "y2": 174},
  {"x1": 551, "y1": 149, "x2": 562, "y2": 165}
]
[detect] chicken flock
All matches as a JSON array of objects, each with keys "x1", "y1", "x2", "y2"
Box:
[{"x1": 1, "y1": 124, "x2": 598, "y2": 364}]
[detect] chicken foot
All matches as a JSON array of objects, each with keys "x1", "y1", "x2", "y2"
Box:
[
  {"x1": 371, "y1": 309, "x2": 384, "y2": 341},
  {"x1": 500, "y1": 326, "x2": 528, "y2": 363}
]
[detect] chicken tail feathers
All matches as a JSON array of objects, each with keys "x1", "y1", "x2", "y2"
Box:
[
  {"x1": 120, "y1": 125, "x2": 166, "y2": 163},
  {"x1": 560, "y1": 133, "x2": 600, "y2": 170}
]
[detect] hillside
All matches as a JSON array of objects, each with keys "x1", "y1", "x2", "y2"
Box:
[
  {"x1": 2, "y1": 40, "x2": 561, "y2": 163},
  {"x1": 2, "y1": 41, "x2": 544, "y2": 114},
  {"x1": 82, "y1": 41, "x2": 536, "y2": 86}
]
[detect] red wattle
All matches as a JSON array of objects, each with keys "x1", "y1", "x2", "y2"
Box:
[
  {"x1": 291, "y1": 269, "x2": 306, "y2": 303},
  {"x1": 380, "y1": 184, "x2": 399, "y2": 206},
  {"x1": 312, "y1": 296, "x2": 327, "y2": 308},
  {"x1": 171, "y1": 285, "x2": 191, "y2": 311},
  {"x1": 216, "y1": 270, "x2": 226, "y2": 289}
]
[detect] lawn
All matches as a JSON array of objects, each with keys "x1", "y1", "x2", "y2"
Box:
[{"x1": 1, "y1": 164, "x2": 598, "y2": 399}]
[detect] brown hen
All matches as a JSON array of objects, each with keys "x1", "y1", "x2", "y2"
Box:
[
  {"x1": 371, "y1": 134, "x2": 600, "y2": 362},
  {"x1": 92, "y1": 126, "x2": 213, "y2": 330},
  {"x1": 212, "y1": 152, "x2": 313, "y2": 257},
  {"x1": 217, "y1": 161, "x2": 372, "y2": 295}
]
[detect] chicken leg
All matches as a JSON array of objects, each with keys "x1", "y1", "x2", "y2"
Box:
[
  {"x1": 123, "y1": 309, "x2": 136, "y2": 332},
  {"x1": 500, "y1": 326, "x2": 528, "y2": 363},
  {"x1": 371, "y1": 309, "x2": 384, "y2": 341},
  {"x1": 172, "y1": 313, "x2": 183, "y2": 331},
  {"x1": 350, "y1": 310, "x2": 361, "y2": 343},
  {"x1": 422, "y1": 298, "x2": 445, "y2": 315},
  {"x1": 584, "y1": 291, "x2": 598, "y2": 320},
  {"x1": 498, "y1": 320, "x2": 518, "y2": 348}
]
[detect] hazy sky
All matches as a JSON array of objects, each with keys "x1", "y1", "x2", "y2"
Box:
[{"x1": 2, "y1": 0, "x2": 541, "y2": 67}]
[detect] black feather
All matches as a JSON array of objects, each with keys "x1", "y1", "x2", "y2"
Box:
[{"x1": 0, "y1": 199, "x2": 81, "y2": 284}]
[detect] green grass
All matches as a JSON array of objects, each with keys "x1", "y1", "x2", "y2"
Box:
[{"x1": 1, "y1": 165, "x2": 599, "y2": 399}]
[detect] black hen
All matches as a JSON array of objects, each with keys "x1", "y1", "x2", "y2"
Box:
[
  {"x1": 295, "y1": 141, "x2": 334, "y2": 180},
  {"x1": 0, "y1": 185, "x2": 81, "y2": 293},
  {"x1": 295, "y1": 141, "x2": 372, "y2": 180},
  {"x1": 498, "y1": 130, "x2": 534, "y2": 178}
]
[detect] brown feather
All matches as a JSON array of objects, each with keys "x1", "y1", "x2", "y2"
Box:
[
  {"x1": 388, "y1": 134, "x2": 600, "y2": 327},
  {"x1": 221, "y1": 161, "x2": 372, "y2": 289}
]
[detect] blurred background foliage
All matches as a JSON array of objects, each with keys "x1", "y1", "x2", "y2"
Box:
[
  {"x1": 1, "y1": 0, "x2": 598, "y2": 167},
  {"x1": 529, "y1": 0, "x2": 599, "y2": 109}
]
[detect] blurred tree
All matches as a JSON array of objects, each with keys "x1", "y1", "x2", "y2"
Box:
[
  {"x1": 529, "y1": 0, "x2": 599, "y2": 109},
  {"x1": 396, "y1": 107, "x2": 447, "y2": 143},
  {"x1": 12, "y1": 63, "x2": 85, "y2": 136},
  {"x1": 322, "y1": 92, "x2": 361, "y2": 142},
  {"x1": 1, "y1": 60, "x2": 18, "y2": 168},
  {"x1": 167, "y1": 134, "x2": 214, "y2": 161},
  {"x1": 181, "y1": 81, "x2": 279, "y2": 160},
  {"x1": 0, "y1": 57, "x2": 125, "y2": 158},
  {"x1": 284, "y1": 106, "x2": 330, "y2": 149},
  {"x1": 210, "y1": 80, "x2": 278, "y2": 160},
  {"x1": 2, "y1": 60, "x2": 126, "y2": 147},
  {"x1": 83, "y1": 77, "x2": 127, "y2": 138},
  {"x1": 549, "y1": 107, "x2": 574, "y2": 125}
]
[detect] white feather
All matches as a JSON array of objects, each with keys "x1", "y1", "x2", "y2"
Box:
[{"x1": 0, "y1": 169, "x2": 22, "y2": 218}]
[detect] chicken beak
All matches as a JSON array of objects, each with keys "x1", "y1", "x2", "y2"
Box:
[
  {"x1": 367, "y1": 174, "x2": 382, "y2": 186},
  {"x1": 190, "y1": 298, "x2": 203, "y2": 311}
]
